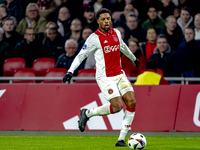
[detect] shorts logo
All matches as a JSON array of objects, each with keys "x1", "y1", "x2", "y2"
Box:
[
  {"x1": 108, "y1": 88, "x2": 113, "y2": 94},
  {"x1": 82, "y1": 44, "x2": 87, "y2": 50}
]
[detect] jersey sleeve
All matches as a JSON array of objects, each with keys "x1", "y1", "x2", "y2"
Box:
[
  {"x1": 68, "y1": 33, "x2": 97, "y2": 74},
  {"x1": 114, "y1": 28, "x2": 137, "y2": 62}
]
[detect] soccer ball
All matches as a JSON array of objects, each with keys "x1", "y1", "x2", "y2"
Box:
[{"x1": 128, "y1": 133, "x2": 147, "y2": 149}]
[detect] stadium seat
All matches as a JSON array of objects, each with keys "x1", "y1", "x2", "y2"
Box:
[
  {"x1": 75, "y1": 68, "x2": 96, "y2": 83},
  {"x1": 42, "y1": 68, "x2": 68, "y2": 83},
  {"x1": 32, "y1": 57, "x2": 55, "y2": 76},
  {"x1": 13, "y1": 68, "x2": 36, "y2": 83},
  {"x1": 3, "y1": 57, "x2": 26, "y2": 76}
]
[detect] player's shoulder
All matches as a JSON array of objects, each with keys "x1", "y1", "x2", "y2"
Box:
[
  {"x1": 87, "y1": 32, "x2": 99, "y2": 41},
  {"x1": 113, "y1": 28, "x2": 120, "y2": 34},
  {"x1": 113, "y1": 28, "x2": 121, "y2": 37}
]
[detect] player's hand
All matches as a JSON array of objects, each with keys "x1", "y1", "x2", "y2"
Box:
[
  {"x1": 63, "y1": 72, "x2": 73, "y2": 83},
  {"x1": 133, "y1": 59, "x2": 140, "y2": 67}
]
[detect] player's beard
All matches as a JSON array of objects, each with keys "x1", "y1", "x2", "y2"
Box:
[{"x1": 102, "y1": 25, "x2": 110, "y2": 33}]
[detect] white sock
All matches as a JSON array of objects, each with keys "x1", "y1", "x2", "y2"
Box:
[
  {"x1": 118, "y1": 108, "x2": 135, "y2": 141},
  {"x1": 85, "y1": 103, "x2": 113, "y2": 118}
]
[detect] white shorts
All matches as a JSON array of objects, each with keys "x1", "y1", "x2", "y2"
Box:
[{"x1": 96, "y1": 73, "x2": 134, "y2": 101}]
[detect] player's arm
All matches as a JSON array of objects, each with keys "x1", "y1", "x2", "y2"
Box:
[
  {"x1": 119, "y1": 34, "x2": 140, "y2": 67},
  {"x1": 63, "y1": 34, "x2": 96, "y2": 83}
]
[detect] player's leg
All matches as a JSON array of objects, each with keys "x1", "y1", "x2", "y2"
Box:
[
  {"x1": 78, "y1": 77, "x2": 122, "y2": 132},
  {"x1": 78, "y1": 97, "x2": 123, "y2": 132},
  {"x1": 118, "y1": 91, "x2": 136, "y2": 139},
  {"x1": 116, "y1": 74, "x2": 136, "y2": 147}
]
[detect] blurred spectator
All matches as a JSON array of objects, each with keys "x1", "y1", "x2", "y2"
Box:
[
  {"x1": 81, "y1": 5, "x2": 98, "y2": 30},
  {"x1": 157, "y1": 0, "x2": 176, "y2": 20},
  {"x1": 57, "y1": 7, "x2": 72, "y2": 36},
  {"x1": 16, "y1": 3, "x2": 48, "y2": 34},
  {"x1": 41, "y1": 27, "x2": 64, "y2": 62},
  {"x1": 177, "y1": 0, "x2": 196, "y2": 16},
  {"x1": 173, "y1": 6, "x2": 180, "y2": 20},
  {"x1": 88, "y1": 0, "x2": 114, "y2": 13},
  {"x1": 141, "y1": 5, "x2": 165, "y2": 34},
  {"x1": 177, "y1": 27, "x2": 200, "y2": 77},
  {"x1": 2, "y1": 17, "x2": 23, "y2": 57},
  {"x1": 177, "y1": 6, "x2": 193, "y2": 34},
  {"x1": 140, "y1": 28, "x2": 157, "y2": 61},
  {"x1": 128, "y1": 0, "x2": 158, "y2": 22},
  {"x1": 149, "y1": 34, "x2": 182, "y2": 77},
  {"x1": 21, "y1": 0, "x2": 38, "y2": 14},
  {"x1": 62, "y1": 18, "x2": 83, "y2": 44},
  {"x1": 14, "y1": 27, "x2": 49, "y2": 67},
  {"x1": 78, "y1": 26, "x2": 95, "y2": 69},
  {"x1": 0, "y1": 4, "x2": 9, "y2": 26},
  {"x1": 112, "y1": 0, "x2": 126, "y2": 12},
  {"x1": 113, "y1": 4, "x2": 138, "y2": 28},
  {"x1": 83, "y1": 0, "x2": 92, "y2": 8},
  {"x1": 2, "y1": 0, "x2": 23, "y2": 24},
  {"x1": 121, "y1": 38, "x2": 146, "y2": 77},
  {"x1": 134, "y1": 60, "x2": 170, "y2": 85},
  {"x1": 124, "y1": 12, "x2": 146, "y2": 44},
  {"x1": 194, "y1": 13, "x2": 200, "y2": 40},
  {"x1": 161, "y1": 15, "x2": 183, "y2": 50},
  {"x1": 53, "y1": 0, "x2": 84, "y2": 20},
  {"x1": 84, "y1": 53, "x2": 96, "y2": 69},
  {"x1": 78, "y1": 26, "x2": 94, "y2": 52},
  {"x1": 116, "y1": 26, "x2": 125, "y2": 41},
  {"x1": 37, "y1": 21, "x2": 59, "y2": 42},
  {"x1": 0, "y1": 27, "x2": 9, "y2": 76},
  {"x1": 37, "y1": 0, "x2": 57, "y2": 21},
  {"x1": 55, "y1": 39, "x2": 85, "y2": 76}
]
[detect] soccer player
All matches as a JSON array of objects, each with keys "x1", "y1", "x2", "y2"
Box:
[{"x1": 63, "y1": 8, "x2": 140, "y2": 147}]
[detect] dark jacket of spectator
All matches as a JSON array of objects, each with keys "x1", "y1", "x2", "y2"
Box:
[
  {"x1": 55, "y1": 53, "x2": 85, "y2": 76},
  {"x1": 124, "y1": 25, "x2": 147, "y2": 44},
  {"x1": 149, "y1": 46, "x2": 182, "y2": 77},
  {"x1": 41, "y1": 35, "x2": 65, "y2": 62},
  {"x1": 0, "y1": 40, "x2": 9, "y2": 76},
  {"x1": 14, "y1": 38, "x2": 48, "y2": 67},
  {"x1": 161, "y1": 26, "x2": 184, "y2": 51},
  {"x1": 3, "y1": 31, "x2": 23, "y2": 57},
  {"x1": 177, "y1": 39, "x2": 200, "y2": 77},
  {"x1": 3, "y1": 0, "x2": 23, "y2": 24}
]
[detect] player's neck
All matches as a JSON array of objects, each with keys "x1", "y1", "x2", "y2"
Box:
[{"x1": 99, "y1": 27, "x2": 110, "y2": 33}]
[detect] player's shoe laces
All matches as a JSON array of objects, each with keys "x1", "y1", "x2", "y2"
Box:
[
  {"x1": 78, "y1": 109, "x2": 89, "y2": 132},
  {"x1": 115, "y1": 140, "x2": 128, "y2": 147}
]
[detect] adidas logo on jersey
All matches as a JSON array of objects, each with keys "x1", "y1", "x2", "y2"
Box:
[{"x1": 104, "y1": 40, "x2": 108, "y2": 43}]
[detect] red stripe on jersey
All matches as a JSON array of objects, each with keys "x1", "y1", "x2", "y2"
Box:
[{"x1": 95, "y1": 28, "x2": 122, "y2": 77}]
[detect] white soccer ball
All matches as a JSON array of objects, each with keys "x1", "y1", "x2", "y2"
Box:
[{"x1": 128, "y1": 133, "x2": 147, "y2": 149}]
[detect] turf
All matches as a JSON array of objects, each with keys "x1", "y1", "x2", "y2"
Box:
[{"x1": 0, "y1": 135, "x2": 200, "y2": 150}]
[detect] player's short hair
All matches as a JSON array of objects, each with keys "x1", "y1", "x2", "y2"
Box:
[{"x1": 95, "y1": 8, "x2": 111, "y2": 20}]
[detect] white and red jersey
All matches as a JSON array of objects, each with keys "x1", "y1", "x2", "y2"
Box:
[{"x1": 68, "y1": 28, "x2": 136, "y2": 79}]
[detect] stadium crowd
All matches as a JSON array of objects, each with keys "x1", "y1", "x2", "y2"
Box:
[{"x1": 0, "y1": 0, "x2": 200, "y2": 79}]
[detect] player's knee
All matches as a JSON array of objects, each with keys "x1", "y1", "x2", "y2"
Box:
[
  {"x1": 113, "y1": 103, "x2": 123, "y2": 113},
  {"x1": 128, "y1": 99, "x2": 137, "y2": 108}
]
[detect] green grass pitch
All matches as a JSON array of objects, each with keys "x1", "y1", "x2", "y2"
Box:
[{"x1": 0, "y1": 135, "x2": 200, "y2": 150}]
